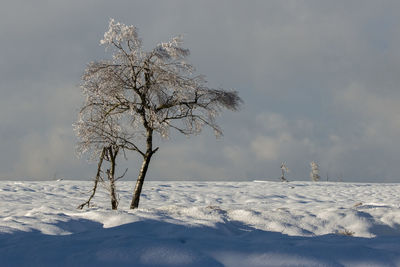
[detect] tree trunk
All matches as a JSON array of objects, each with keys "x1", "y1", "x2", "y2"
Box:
[
  {"x1": 108, "y1": 146, "x2": 119, "y2": 210},
  {"x1": 130, "y1": 153, "x2": 152, "y2": 209},
  {"x1": 77, "y1": 147, "x2": 106, "y2": 209},
  {"x1": 130, "y1": 128, "x2": 157, "y2": 209},
  {"x1": 110, "y1": 179, "x2": 118, "y2": 210}
]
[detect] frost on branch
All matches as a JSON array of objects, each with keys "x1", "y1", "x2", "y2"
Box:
[
  {"x1": 81, "y1": 19, "x2": 242, "y2": 140},
  {"x1": 154, "y1": 36, "x2": 189, "y2": 60},
  {"x1": 100, "y1": 18, "x2": 141, "y2": 49}
]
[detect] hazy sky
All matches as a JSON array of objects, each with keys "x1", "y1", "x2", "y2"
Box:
[{"x1": 1, "y1": 0, "x2": 400, "y2": 182}]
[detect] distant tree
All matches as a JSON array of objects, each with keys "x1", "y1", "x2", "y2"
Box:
[
  {"x1": 310, "y1": 161, "x2": 320, "y2": 182},
  {"x1": 78, "y1": 19, "x2": 242, "y2": 209},
  {"x1": 280, "y1": 162, "x2": 289, "y2": 182}
]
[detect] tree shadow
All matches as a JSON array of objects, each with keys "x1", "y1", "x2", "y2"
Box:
[{"x1": 0, "y1": 216, "x2": 399, "y2": 267}]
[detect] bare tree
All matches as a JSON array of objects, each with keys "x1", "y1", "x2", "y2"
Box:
[{"x1": 79, "y1": 19, "x2": 242, "y2": 209}]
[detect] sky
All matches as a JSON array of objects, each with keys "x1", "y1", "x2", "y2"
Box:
[{"x1": 1, "y1": 0, "x2": 400, "y2": 182}]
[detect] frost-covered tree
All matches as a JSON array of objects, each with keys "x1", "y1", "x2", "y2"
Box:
[
  {"x1": 310, "y1": 161, "x2": 320, "y2": 182},
  {"x1": 280, "y1": 162, "x2": 289, "y2": 182},
  {"x1": 77, "y1": 19, "x2": 242, "y2": 209}
]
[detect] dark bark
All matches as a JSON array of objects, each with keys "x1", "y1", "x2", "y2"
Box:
[
  {"x1": 109, "y1": 180, "x2": 118, "y2": 209},
  {"x1": 130, "y1": 153, "x2": 152, "y2": 209},
  {"x1": 130, "y1": 128, "x2": 158, "y2": 209},
  {"x1": 107, "y1": 146, "x2": 119, "y2": 210}
]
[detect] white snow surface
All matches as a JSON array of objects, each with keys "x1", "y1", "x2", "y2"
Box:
[{"x1": 1, "y1": 180, "x2": 400, "y2": 266}]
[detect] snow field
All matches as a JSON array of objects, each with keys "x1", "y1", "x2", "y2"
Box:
[{"x1": 0, "y1": 181, "x2": 400, "y2": 266}]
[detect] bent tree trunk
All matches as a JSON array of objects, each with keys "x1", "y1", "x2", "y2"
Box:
[
  {"x1": 130, "y1": 128, "x2": 158, "y2": 209},
  {"x1": 130, "y1": 153, "x2": 152, "y2": 209}
]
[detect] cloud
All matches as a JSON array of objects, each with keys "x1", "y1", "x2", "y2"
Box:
[
  {"x1": 0, "y1": 82, "x2": 86, "y2": 180},
  {"x1": 1, "y1": 1, "x2": 400, "y2": 182},
  {"x1": 12, "y1": 127, "x2": 73, "y2": 179},
  {"x1": 325, "y1": 82, "x2": 400, "y2": 181},
  {"x1": 335, "y1": 82, "x2": 400, "y2": 136}
]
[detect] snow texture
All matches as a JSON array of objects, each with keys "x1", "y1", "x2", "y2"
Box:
[{"x1": 1, "y1": 180, "x2": 400, "y2": 266}]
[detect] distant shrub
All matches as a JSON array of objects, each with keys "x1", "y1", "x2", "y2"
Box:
[
  {"x1": 336, "y1": 229, "x2": 355, "y2": 236},
  {"x1": 280, "y1": 162, "x2": 289, "y2": 182},
  {"x1": 310, "y1": 161, "x2": 320, "y2": 182}
]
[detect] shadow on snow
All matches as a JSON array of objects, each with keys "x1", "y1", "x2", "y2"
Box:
[{"x1": 0, "y1": 216, "x2": 399, "y2": 267}]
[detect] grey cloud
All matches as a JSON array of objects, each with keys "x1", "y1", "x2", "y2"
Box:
[{"x1": 1, "y1": 1, "x2": 400, "y2": 182}]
